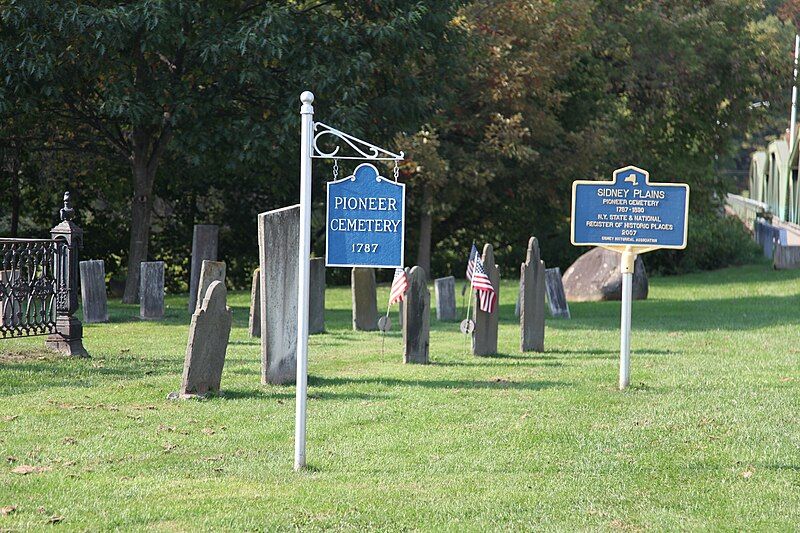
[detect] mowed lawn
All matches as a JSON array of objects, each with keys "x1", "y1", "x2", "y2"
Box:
[{"x1": 1, "y1": 262, "x2": 798, "y2": 530}]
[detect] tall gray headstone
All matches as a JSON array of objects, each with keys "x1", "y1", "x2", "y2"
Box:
[
  {"x1": 248, "y1": 267, "x2": 261, "y2": 338},
  {"x1": 472, "y1": 244, "x2": 500, "y2": 356},
  {"x1": 188, "y1": 224, "x2": 219, "y2": 312},
  {"x1": 351, "y1": 268, "x2": 378, "y2": 331},
  {"x1": 139, "y1": 261, "x2": 165, "y2": 320},
  {"x1": 79, "y1": 260, "x2": 109, "y2": 324},
  {"x1": 403, "y1": 266, "x2": 430, "y2": 364},
  {"x1": 520, "y1": 237, "x2": 546, "y2": 352},
  {"x1": 434, "y1": 276, "x2": 457, "y2": 321},
  {"x1": 177, "y1": 281, "x2": 232, "y2": 398},
  {"x1": 258, "y1": 205, "x2": 299, "y2": 385},
  {"x1": 309, "y1": 258, "x2": 326, "y2": 335},
  {"x1": 545, "y1": 267, "x2": 571, "y2": 319},
  {"x1": 195, "y1": 260, "x2": 226, "y2": 313}
]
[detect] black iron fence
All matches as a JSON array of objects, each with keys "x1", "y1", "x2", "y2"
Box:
[
  {"x1": 0, "y1": 192, "x2": 87, "y2": 356},
  {"x1": 0, "y1": 238, "x2": 60, "y2": 338}
]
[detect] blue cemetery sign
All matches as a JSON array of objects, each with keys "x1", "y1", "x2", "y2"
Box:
[
  {"x1": 571, "y1": 166, "x2": 689, "y2": 249},
  {"x1": 326, "y1": 163, "x2": 405, "y2": 268}
]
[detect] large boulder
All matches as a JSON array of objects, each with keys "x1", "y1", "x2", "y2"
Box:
[{"x1": 562, "y1": 247, "x2": 648, "y2": 302}]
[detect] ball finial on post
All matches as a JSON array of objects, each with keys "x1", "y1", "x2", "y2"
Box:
[{"x1": 300, "y1": 91, "x2": 314, "y2": 105}]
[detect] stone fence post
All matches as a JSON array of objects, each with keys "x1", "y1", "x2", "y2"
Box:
[{"x1": 45, "y1": 192, "x2": 88, "y2": 357}]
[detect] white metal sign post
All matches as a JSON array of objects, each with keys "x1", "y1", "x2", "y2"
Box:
[
  {"x1": 294, "y1": 91, "x2": 403, "y2": 470},
  {"x1": 295, "y1": 91, "x2": 314, "y2": 471},
  {"x1": 571, "y1": 166, "x2": 689, "y2": 390}
]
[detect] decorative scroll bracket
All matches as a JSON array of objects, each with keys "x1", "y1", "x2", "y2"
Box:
[{"x1": 311, "y1": 121, "x2": 404, "y2": 161}]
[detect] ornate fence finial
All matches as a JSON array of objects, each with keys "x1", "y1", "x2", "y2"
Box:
[{"x1": 60, "y1": 191, "x2": 74, "y2": 222}]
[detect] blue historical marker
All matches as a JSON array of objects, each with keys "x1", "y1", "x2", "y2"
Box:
[
  {"x1": 571, "y1": 166, "x2": 689, "y2": 249},
  {"x1": 326, "y1": 163, "x2": 405, "y2": 268}
]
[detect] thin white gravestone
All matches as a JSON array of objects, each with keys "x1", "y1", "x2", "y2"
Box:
[
  {"x1": 188, "y1": 224, "x2": 219, "y2": 312},
  {"x1": 351, "y1": 268, "x2": 378, "y2": 331},
  {"x1": 79, "y1": 260, "x2": 109, "y2": 323},
  {"x1": 545, "y1": 267, "x2": 570, "y2": 319},
  {"x1": 403, "y1": 266, "x2": 430, "y2": 364},
  {"x1": 472, "y1": 243, "x2": 500, "y2": 356},
  {"x1": 258, "y1": 205, "x2": 299, "y2": 385},
  {"x1": 195, "y1": 260, "x2": 226, "y2": 313},
  {"x1": 139, "y1": 261, "x2": 165, "y2": 320},
  {"x1": 309, "y1": 258, "x2": 325, "y2": 335},
  {"x1": 520, "y1": 237, "x2": 546, "y2": 352},
  {"x1": 174, "y1": 281, "x2": 232, "y2": 398},
  {"x1": 434, "y1": 276, "x2": 457, "y2": 321},
  {"x1": 248, "y1": 267, "x2": 261, "y2": 338}
]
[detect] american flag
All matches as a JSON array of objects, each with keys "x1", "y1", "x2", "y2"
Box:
[
  {"x1": 388, "y1": 267, "x2": 408, "y2": 305},
  {"x1": 472, "y1": 254, "x2": 496, "y2": 313},
  {"x1": 466, "y1": 244, "x2": 479, "y2": 282}
]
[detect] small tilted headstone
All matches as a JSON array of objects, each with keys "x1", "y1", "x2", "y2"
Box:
[
  {"x1": 434, "y1": 276, "x2": 457, "y2": 322},
  {"x1": 79, "y1": 260, "x2": 108, "y2": 323},
  {"x1": 309, "y1": 258, "x2": 326, "y2": 334},
  {"x1": 248, "y1": 267, "x2": 261, "y2": 338},
  {"x1": 258, "y1": 205, "x2": 299, "y2": 385},
  {"x1": 472, "y1": 243, "x2": 500, "y2": 356},
  {"x1": 520, "y1": 237, "x2": 546, "y2": 352},
  {"x1": 545, "y1": 267, "x2": 570, "y2": 319},
  {"x1": 351, "y1": 268, "x2": 378, "y2": 331},
  {"x1": 188, "y1": 224, "x2": 219, "y2": 312},
  {"x1": 195, "y1": 260, "x2": 226, "y2": 313},
  {"x1": 171, "y1": 281, "x2": 232, "y2": 399},
  {"x1": 139, "y1": 261, "x2": 165, "y2": 320},
  {"x1": 403, "y1": 266, "x2": 430, "y2": 364}
]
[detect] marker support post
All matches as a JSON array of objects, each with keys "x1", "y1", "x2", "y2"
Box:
[
  {"x1": 295, "y1": 91, "x2": 314, "y2": 471},
  {"x1": 618, "y1": 246, "x2": 635, "y2": 390}
]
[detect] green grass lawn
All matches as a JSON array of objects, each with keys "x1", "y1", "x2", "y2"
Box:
[{"x1": 1, "y1": 262, "x2": 799, "y2": 530}]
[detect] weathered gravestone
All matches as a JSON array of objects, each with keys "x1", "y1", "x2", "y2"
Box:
[
  {"x1": 545, "y1": 267, "x2": 570, "y2": 319},
  {"x1": 520, "y1": 237, "x2": 546, "y2": 352},
  {"x1": 562, "y1": 246, "x2": 648, "y2": 302},
  {"x1": 351, "y1": 268, "x2": 378, "y2": 331},
  {"x1": 472, "y1": 244, "x2": 500, "y2": 356},
  {"x1": 188, "y1": 224, "x2": 219, "y2": 312},
  {"x1": 258, "y1": 205, "x2": 299, "y2": 385},
  {"x1": 79, "y1": 260, "x2": 108, "y2": 323},
  {"x1": 139, "y1": 261, "x2": 165, "y2": 320},
  {"x1": 309, "y1": 258, "x2": 326, "y2": 335},
  {"x1": 434, "y1": 276, "x2": 457, "y2": 321},
  {"x1": 173, "y1": 281, "x2": 232, "y2": 399},
  {"x1": 403, "y1": 266, "x2": 430, "y2": 364},
  {"x1": 248, "y1": 268, "x2": 261, "y2": 338},
  {"x1": 195, "y1": 260, "x2": 226, "y2": 312}
]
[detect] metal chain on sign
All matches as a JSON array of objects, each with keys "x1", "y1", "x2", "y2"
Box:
[
  {"x1": 393, "y1": 159, "x2": 400, "y2": 182},
  {"x1": 332, "y1": 159, "x2": 339, "y2": 180}
]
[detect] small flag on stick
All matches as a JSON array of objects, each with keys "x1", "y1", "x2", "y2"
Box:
[
  {"x1": 465, "y1": 244, "x2": 479, "y2": 282},
  {"x1": 388, "y1": 267, "x2": 408, "y2": 305},
  {"x1": 472, "y1": 254, "x2": 496, "y2": 313}
]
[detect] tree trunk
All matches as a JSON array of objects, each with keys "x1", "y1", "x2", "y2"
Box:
[
  {"x1": 121, "y1": 122, "x2": 172, "y2": 304},
  {"x1": 122, "y1": 163, "x2": 155, "y2": 303},
  {"x1": 416, "y1": 185, "x2": 433, "y2": 276}
]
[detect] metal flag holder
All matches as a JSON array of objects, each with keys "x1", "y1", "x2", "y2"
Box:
[{"x1": 296, "y1": 91, "x2": 403, "y2": 471}]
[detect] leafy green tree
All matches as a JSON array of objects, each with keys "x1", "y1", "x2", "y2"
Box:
[{"x1": 1, "y1": 0, "x2": 465, "y2": 299}]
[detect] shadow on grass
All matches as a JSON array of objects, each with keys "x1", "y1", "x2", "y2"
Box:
[
  {"x1": 220, "y1": 388, "x2": 388, "y2": 401},
  {"x1": 308, "y1": 374, "x2": 565, "y2": 392}
]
